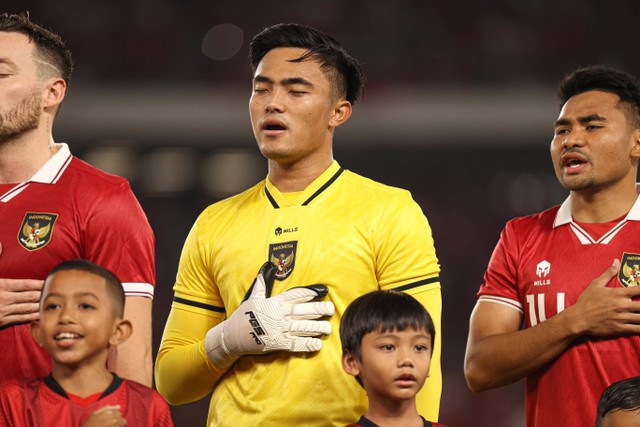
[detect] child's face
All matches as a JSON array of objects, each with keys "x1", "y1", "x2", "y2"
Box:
[
  {"x1": 601, "y1": 409, "x2": 640, "y2": 427},
  {"x1": 30, "y1": 270, "x2": 125, "y2": 368},
  {"x1": 345, "y1": 327, "x2": 432, "y2": 403}
]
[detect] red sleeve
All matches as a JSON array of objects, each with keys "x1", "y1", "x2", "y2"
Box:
[
  {"x1": 476, "y1": 218, "x2": 523, "y2": 312},
  {"x1": 81, "y1": 180, "x2": 156, "y2": 297}
]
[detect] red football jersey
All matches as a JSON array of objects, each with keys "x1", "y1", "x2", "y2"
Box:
[
  {"x1": 0, "y1": 144, "x2": 155, "y2": 381},
  {"x1": 478, "y1": 197, "x2": 640, "y2": 427},
  {"x1": 0, "y1": 375, "x2": 173, "y2": 426}
]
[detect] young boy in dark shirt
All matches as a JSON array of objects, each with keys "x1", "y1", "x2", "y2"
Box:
[{"x1": 341, "y1": 291, "x2": 447, "y2": 427}]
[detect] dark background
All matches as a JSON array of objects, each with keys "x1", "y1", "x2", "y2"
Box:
[{"x1": 6, "y1": 1, "x2": 640, "y2": 425}]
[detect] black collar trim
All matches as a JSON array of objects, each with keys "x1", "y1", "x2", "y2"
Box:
[
  {"x1": 44, "y1": 373, "x2": 123, "y2": 400},
  {"x1": 264, "y1": 168, "x2": 344, "y2": 209},
  {"x1": 264, "y1": 185, "x2": 279, "y2": 208}
]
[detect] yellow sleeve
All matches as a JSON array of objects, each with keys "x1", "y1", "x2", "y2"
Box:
[
  {"x1": 154, "y1": 303, "x2": 226, "y2": 405},
  {"x1": 154, "y1": 211, "x2": 228, "y2": 405},
  {"x1": 375, "y1": 191, "x2": 440, "y2": 289},
  {"x1": 407, "y1": 286, "x2": 442, "y2": 421}
]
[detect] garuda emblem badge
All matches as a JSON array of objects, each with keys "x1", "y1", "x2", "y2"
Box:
[
  {"x1": 18, "y1": 212, "x2": 58, "y2": 251},
  {"x1": 269, "y1": 241, "x2": 297, "y2": 281},
  {"x1": 619, "y1": 252, "x2": 640, "y2": 287}
]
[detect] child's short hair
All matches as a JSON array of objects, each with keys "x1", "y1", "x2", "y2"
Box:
[
  {"x1": 596, "y1": 376, "x2": 640, "y2": 427},
  {"x1": 340, "y1": 290, "x2": 436, "y2": 360},
  {"x1": 45, "y1": 259, "x2": 125, "y2": 317}
]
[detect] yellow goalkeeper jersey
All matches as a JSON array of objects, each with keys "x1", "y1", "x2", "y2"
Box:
[{"x1": 156, "y1": 161, "x2": 442, "y2": 427}]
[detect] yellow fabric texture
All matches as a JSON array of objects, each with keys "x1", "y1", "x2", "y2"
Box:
[{"x1": 155, "y1": 161, "x2": 442, "y2": 427}]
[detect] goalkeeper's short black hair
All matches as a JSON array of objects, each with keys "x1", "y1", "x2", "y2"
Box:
[
  {"x1": 249, "y1": 23, "x2": 365, "y2": 105},
  {"x1": 340, "y1": 290, "x2": 435, "y2": 361}
]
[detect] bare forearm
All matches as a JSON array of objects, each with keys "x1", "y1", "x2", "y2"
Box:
[
  {"x1": 465, "y1": 307, "x2": 579, "y2": 391},
  {"x1": 466, "y1": 261, "x2": 640, "y2": 391},
  {"x1": 109, "y1": 337, "x2": 152, "y2": 386},
  {"x1": 109, "y1": 296, "x2": 152, "y2": 386}
]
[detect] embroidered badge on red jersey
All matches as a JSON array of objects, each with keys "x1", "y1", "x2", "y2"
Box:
[{"x1": 18, "y1": 212, "x2": 58, "y2": 251}]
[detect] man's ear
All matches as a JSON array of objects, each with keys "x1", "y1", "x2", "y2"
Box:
[
  {"x1": 43, "y1": 78, "x2": 66, "y2": 111},
  {"x1": 109, "y1": 319, "x2": 133, "y2": 346},
  {"x1": 631, "y1": 128, "x2": 640, "y2": 159},
  {"x1": 329, "y1": 100, "x2": 352, "y2": 129},
  {"x1": 342, "y1": 352, "x2": 361, "y2": 377},
  {"x1": 30, "y1": 321, "x2": 44, "y2": 347}
]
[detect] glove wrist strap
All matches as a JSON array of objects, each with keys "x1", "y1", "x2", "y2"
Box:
[{"x1": 205, "y1": 321, "x2": 239, "y2": 369}]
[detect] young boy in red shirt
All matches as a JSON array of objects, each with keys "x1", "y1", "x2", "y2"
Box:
[{"x1": 0, "y1": 259, "x2": 173, "y2": 426}]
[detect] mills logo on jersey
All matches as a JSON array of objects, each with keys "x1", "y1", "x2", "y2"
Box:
[
  {"x1": 18, "y1": 212, "x2": 58, "y2": 251},
  {"x1": 269, "y1": 241, "x2": 296, "y2": 280},
  {"x1": 619, "y1": 252, "x2": 640, "y2": 287}
]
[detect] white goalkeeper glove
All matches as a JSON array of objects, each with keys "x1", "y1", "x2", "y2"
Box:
[{"x1": 205, "y1": 262, "x2": 335, "y2": 368}]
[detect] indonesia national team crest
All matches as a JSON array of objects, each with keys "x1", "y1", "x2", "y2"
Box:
[
  {"x1": 18, "y1": 212, "x2": 58, "y2": 251},
  {"x1": 269, "y1": 241, "x2": 297, "y2": 280},
  {"x1": 619, "y1": 252, "x2": 640, "y2": 287}
]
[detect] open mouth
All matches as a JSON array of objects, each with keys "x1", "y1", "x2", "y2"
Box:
[
  {"x1": 564, "y1": 158, "x2": 585, "y2": 169},
  {"x1": 55, "y1": 332, "x2": 82, "y2": 341},
  {"x1": 561, "y1": 152, "x2": 587, "y2": 170},
  {"x1": 395, "y1": 373, "x2": 417, "y2": 382},
  {"x1": 262, "y1": 119, "x2": 287, "y2": 132}
]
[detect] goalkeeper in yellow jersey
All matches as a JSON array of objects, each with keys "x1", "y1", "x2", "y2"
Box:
[{"x1": 155, "y1": 22, "x2": 443, "y2": 427}]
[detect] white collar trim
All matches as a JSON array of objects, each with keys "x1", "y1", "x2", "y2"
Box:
[
  {"x1": 553, "y1": 188, "x2": 640, "y2": 228},
  {"x1": 0, "y1": 143, "x2": 72, "y2": 202}
]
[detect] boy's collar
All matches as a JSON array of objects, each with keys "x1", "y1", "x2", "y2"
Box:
[{"x1": 44, "y1": 372, "x2": 123, "y2": 400}]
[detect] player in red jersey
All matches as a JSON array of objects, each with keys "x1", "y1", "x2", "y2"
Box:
[
  {"x1": 0, "y1": 13, "x2": 155, "y2": 386},
  {"x1": 0, "y1": 260, "x2": 172, "y2": 427},
  {"x1": 465, "y1": 65, "x2": 640, "y2": 426}
]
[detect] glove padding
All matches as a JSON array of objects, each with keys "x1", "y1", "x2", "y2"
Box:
[{"x1": 205, "y1": 262, "x2": 335, "y2": 368}]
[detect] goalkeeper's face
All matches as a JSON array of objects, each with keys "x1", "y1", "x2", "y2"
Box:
[{"x1": 249, "y1": 47, "x2": 351, "y2": 167}]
